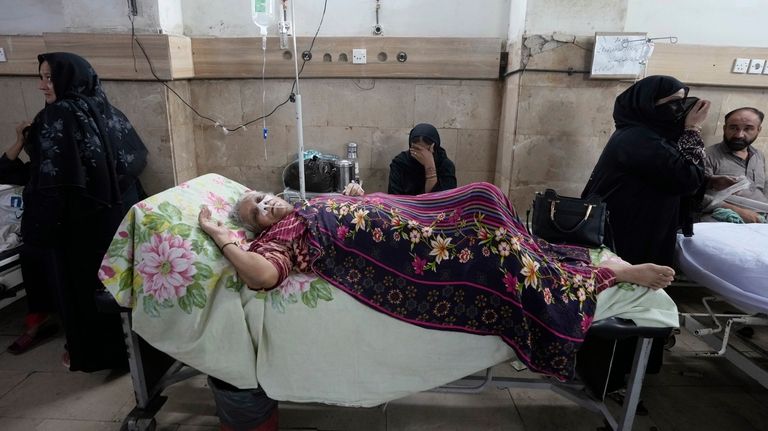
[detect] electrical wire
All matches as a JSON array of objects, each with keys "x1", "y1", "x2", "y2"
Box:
[{"x1": 126, "y1": 0, "x2": 329, "y2": 133}]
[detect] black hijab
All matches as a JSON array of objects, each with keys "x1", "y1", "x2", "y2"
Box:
[
  {"x1": 388, "y1": 123, "x2": 455, "y2": 195},
  {"x1": 30, "y1": 52, "x2": 148, "y2": 206},
  {"x1": 613, "y1": 75, "x2": 688, "y2": 141}
]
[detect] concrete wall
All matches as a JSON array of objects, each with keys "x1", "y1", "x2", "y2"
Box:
[
  {"x1": 4, "y1": 0, "x2": 768, "y2": 202},
  {"x1": 190, "y1": 78, "x2": 501, "y2": 194},
  {"x1": 505, "y1": 48, "x2": 768, "y2": 210}
]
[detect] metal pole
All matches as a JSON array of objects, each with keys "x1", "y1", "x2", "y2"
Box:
[{"x1": 290, "y1": 0, "x2": 306, "y2": 200}]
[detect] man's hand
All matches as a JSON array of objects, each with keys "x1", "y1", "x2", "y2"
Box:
[
  {"x1": 708, "y1": 175, "x2": 741, "y2": 191},
  {"x1": 732, "y1": 205, "x2": 763, "y2": 223}
]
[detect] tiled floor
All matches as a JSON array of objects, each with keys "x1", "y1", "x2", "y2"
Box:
[{"x1": 1, "y1": 287, "x2": 767, "y2": 431}]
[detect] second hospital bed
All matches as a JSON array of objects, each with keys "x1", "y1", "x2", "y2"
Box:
[
  {"x1": 100, "y1": 173, "x2": 680, "y2": 431},
  {"x1": 675, "y1": 222, "x2": 768, "y2": 389}
]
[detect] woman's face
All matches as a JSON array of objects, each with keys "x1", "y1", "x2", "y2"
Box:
[
  {"x1": 38, "y1": 61, "x2": 56, "y2": 104},
  {"x1": 238, "y1": 191, "x2": 293, "y2": 232}
]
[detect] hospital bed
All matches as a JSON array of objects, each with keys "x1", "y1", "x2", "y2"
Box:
[
  {"x1": 0, "y1": 184, "x2": 24, "y2": 311},
  {"x1": 100, "y1": 174, "x2": 679, "y2": 431},
  {"x1": 0, "y1": 246, "x2": 25, "y2": 311},
  {"x1": 675, "y1": 222, "x2": 768, "y2": 389}
]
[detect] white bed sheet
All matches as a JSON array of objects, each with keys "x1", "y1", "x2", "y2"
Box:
[{"x1": 675, "y1": 223, "x2": 768, "y2": 315}]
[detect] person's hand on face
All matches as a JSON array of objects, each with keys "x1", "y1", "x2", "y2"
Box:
[
  {"x1": 684, "y1": 98, "x2": 711, "y2": 129},
  {"x1": 409, "y1": 140, "x2": 434, "y2": 168}
]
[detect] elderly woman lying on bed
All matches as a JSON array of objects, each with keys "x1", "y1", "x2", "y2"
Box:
[{"x1": 198, "y1": 181, "x2": 673, "y2": 380}]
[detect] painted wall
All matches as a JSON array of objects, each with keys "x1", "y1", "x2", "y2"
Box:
[
  {"x1": 0, "y1": 0, "x2": 161, "y2": 34},
  {"x1": 523, "y1": 0, "x2": 767, "y2": 48},
  {"x1": 4, "y1": 0, "x2": 766, "y2": 48},
  {"x1": 625, "y1": 0, "x2": 767, "y2": 47},
  {"x1": 524, "y1": 0, "x2": 627, "y2": 36},
  {"x1": 180, "y1": 0, "x2": 512, "y2": 37}
]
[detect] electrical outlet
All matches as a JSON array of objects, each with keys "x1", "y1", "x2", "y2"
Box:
[
  {"x1": 352, "y1": 48, "x2": 367, "y2": 64},
  {"x1": 732, "y1": 58, "x2": 750, "y2": 74},
  {"x1": 0, "y1": 48, "x2": 6, "y2": 62},
  {"x1": 748, "y1": 59, "x2": 766, "y2": 74}
]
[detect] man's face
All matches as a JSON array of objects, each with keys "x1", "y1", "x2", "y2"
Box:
[{"x1": 723, "y1": 110, "x2": 762, "y2": 151}]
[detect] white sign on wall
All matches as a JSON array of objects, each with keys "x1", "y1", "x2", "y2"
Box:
[{"x1": 590, "y1": 32, "x2": 652, "y2": 79}]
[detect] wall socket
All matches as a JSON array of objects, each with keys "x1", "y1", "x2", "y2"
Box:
[
  {"x1": 732, "y1": 58, "x2": 750, "y2": 74},
  {"x1": 748, "y1": 59, "x2": 766, "y2": 74},
  {"x1": 352, "y1": 48, "x2": 367, "y2": 64}
]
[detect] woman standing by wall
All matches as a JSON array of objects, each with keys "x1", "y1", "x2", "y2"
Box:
[{"x1": 6, "y1": 52, "x2": 147, "y2": 370}]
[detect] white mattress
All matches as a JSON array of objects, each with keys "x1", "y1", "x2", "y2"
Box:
[{"x1": 676, "y1": 223, "x2": 768, "y2": 314}]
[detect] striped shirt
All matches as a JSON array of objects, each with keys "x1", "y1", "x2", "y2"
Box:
[{"x1": 247, "y1": 211, "x2": 311, "y2": 286}]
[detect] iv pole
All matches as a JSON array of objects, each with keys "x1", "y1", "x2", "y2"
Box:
[{"x1": 288, "y1": 0, "x2": 306, "y2": 201}]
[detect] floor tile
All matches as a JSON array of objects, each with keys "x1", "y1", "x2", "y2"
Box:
[
  {"x1": 35, "y1": 419, "x2": 123, "y2": 431},
  {"x1": 0, "y1": 369, "x2": 29, "y2": 398},
  {"x1": 0, "y1": 371, "x2": 134, "y2": 421},
  {"x1": 279, "y1": 402, "x2": 387, "y2": 431},
  {"x1": 642, "y1": 385, "x2": 768, "y2": 431},
  {"x1": 0, "y1": 417, "x2": 44, "y2": 431},
  {"x1": 511, "y1": 389, "x2": 607, "y2": 431},
  {"x1": 0, "y1": 334, "x2": 67, "y2": 373},
  {"x1": 386, "y1": 390, "x2": 522, "y2": 431}
]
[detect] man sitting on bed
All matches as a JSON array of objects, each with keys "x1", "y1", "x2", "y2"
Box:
[{"x1": 703, "y1": 107, "x2": 767, "y2": 223}]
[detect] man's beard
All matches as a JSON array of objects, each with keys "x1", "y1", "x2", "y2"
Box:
[{"x1": 723, "y1": 135, "x2": 754, "y2": 151}]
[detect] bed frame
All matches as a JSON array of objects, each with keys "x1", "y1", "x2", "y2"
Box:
[
  {"x1": 0, "y1": 247, "x2": 25, "y2": 311},
  {"x1": 101, "y1": 290, "x2": 671, "y2": 431},
  {"x1": 677, "y1": 294, "x2": 768, "y2": 390}
]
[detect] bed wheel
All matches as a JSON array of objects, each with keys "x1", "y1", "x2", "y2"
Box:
[
  {"x1": 663, "y1": 333, "x2": 677, "y2": 349},
  {"x1": 125, "y1": 417, "x2": 157, "y2": 431}
]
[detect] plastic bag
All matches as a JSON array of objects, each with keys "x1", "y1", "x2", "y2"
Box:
[
  {"x1": 282, "y1": 154, "x2": 337, "y2": 193},
  {"x1": 0, "y1": 184, "x2": 24, "y2": 252}
]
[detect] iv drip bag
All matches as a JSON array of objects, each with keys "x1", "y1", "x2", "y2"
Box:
[{"x1": 251, "y1": 0, "x2": 276, "y2": 36}]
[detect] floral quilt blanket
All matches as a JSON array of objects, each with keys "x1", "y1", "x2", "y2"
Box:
[{"x1": 100, "y1": 174, "x2": 678, "y2": 406}]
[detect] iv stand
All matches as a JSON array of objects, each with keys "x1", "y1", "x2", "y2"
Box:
[{"x1": 289, "y1": 0, "x2": 306, "y2": 201}]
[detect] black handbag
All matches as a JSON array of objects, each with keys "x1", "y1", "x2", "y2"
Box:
[
  {"x1": 530, "y1": 189, "x2": 607, "y2": 248},
  {"x1": 282, "y1": 155, "x2": 337, "y2": 193}
]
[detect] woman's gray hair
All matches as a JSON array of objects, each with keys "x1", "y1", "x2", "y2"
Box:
[{"x1": 230, "y1": 190, "x2": 265, "y2": 233}]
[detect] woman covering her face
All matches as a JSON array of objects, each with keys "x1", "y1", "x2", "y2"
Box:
[
  {"x1": 2, "y1": 52, "x2": 148, "y2": 370},
  {"x1": 582, "y1": 75, "x2": 711, "y2": 267},
  {"x1": 388, "y1": 123, "x2": 457, "y2": 195}
]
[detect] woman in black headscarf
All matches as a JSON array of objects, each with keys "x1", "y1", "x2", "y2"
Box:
[
  {"x1": 582, "y1": 75, "x2": 710, "y2": 266},
  {"x1": 388, "y1": 123, "x2": 457, "y2": 195},
  {"x1": 4, "y1": 52, "x2": 148, "y2": 370}
]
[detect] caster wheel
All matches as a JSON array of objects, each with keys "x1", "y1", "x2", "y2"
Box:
[
  {"x1": 125, "y1": 417, "x2": 156, "y2": 431},
  {"x1": 664, "y1": 334, "x2": 677, "y2": 349}
]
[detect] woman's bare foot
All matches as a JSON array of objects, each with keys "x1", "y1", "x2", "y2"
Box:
[{"x1": 600, "y1": 262, "x2": 675, "y2": 290}]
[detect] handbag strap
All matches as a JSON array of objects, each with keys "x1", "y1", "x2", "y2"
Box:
[{"x1": 549, "y1": 200, "x2": 597, "y2": 233}]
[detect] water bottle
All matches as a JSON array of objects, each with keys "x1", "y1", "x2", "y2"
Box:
[{"x1": 347, "y1": 142, "x2": 360, "y2": 183}]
